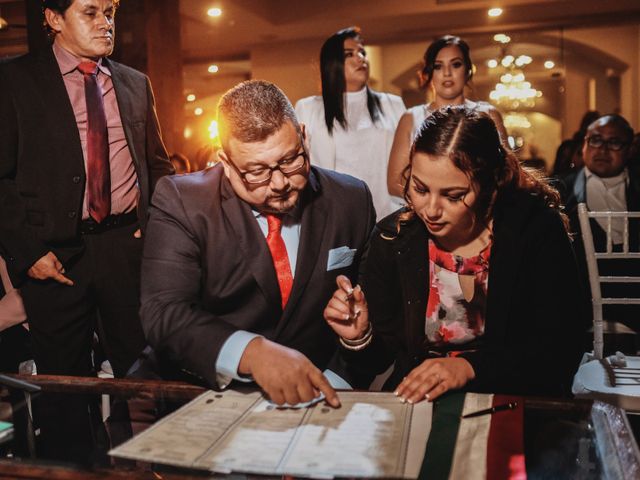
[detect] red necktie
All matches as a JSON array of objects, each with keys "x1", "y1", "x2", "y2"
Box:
[
  {"x1": 78, "y1": 61, "x2": 111, "y2": 223},
  {"x1": 265, "y1": 215, "x2": 293, "y2": 309}
]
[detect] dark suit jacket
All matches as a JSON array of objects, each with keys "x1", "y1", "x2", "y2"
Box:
[
  {"x1": 139, "y1": 165, "x2": 376, "y2": 388},
  {"x1": 0, "y1": 45, "x2": 172, "y2": 283},
  {"x1": 561, "y1": 167, "x2": 640, "y2": 251},
  {"x1": 341, "y1": 189, "x2": 588, "y2": 396}
]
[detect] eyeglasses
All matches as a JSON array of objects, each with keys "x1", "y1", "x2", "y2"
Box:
[
  {"x1": 586, "y1": 136, "x2": 629, "y2": 152},
  {"x1": 224, "y1": 146, "x2": 308, "y2": 185}
]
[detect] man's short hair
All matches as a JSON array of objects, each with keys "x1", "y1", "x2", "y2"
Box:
[
  {"x1": 587, "y1": 114, "x2": 634, "y2": 144},
  {"x1": 217, "y1": 80, "x2": 300, "y2": 148},
  {"x1": 42, "y1": 0, "x2": 120, "y2": 14}
]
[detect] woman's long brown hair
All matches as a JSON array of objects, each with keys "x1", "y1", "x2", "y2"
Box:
[{"x1": 396, "y1": 105, "x2": 568, "y2": 234}]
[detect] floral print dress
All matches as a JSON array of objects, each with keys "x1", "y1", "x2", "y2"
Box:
[{"x1": 425, "y1": 239, "x2": 491, "y2": 348}]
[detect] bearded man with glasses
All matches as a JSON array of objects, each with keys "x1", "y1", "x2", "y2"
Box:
[
  {"x1": 561, "y1": 114, "x2": 640, "y2": 354},
  {"x1": 137, "y1": 80, "x2": 375, "y2": 407}
]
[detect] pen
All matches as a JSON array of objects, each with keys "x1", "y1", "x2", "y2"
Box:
[{"x1": 461, "y1": 401, "x2": 517, "y2": 419}]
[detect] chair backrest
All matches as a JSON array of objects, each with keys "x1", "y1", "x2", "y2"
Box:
[{"x1": 577, "y1": 203, "x2": 640, "y2": 359}]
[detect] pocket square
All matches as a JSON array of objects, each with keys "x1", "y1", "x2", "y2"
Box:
[{"x1": 327, "y1": 246, "x2": 357, "y2": 271}]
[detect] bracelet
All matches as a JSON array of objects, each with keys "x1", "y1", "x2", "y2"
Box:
[{"x1": 339, "y1": 324, "x2": 373, "y2": 351}]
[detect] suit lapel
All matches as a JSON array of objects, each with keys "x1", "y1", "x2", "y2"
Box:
[
  {"x1": 104, "y1": 59, "x2": 142, "y2": 175},
  {"x1": 572, "y1": 168, "x2": 587, "y2": 205},
  {"x1": 36, "y1": 48, "x2": 84, "y2": 169},
  {"x1": 220, "y1": 177, "x2": 282, "y2": 311},
  {"x1": 277, "y1": 173, "x2": 326, "y2": 334},
  {"x1": 396, "y1": 221, "x2": 429, "y2": 358}
]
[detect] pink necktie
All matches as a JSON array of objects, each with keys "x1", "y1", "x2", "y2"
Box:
[
  {"x1": 78, "y1": 61, "x2": 110, "y2": 223},
  {"x1": 265, "y1": 215, "x2": 293, "y2": 309}
]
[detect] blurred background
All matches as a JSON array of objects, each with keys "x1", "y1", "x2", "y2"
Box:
[{"x1": 1, "y1": 0, "x2": 639, "y2": 172}]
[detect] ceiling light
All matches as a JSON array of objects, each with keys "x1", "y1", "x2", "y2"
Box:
[
  {"x1": 183, "y1": 127, "x2": 193, "y2": 139},
  {"x1": 501, "y1": 55, "x2": 514, "y2": 67},
  {"x1": 488, "y1": 8, "x2": 503, "y2": 17},
  {"x1": 186, "y1": 94, "x2": 196, "y2": 102},
  {"x1": 208, "y1": 64, "x2": 219, "y2": 73},
  {"x1": 544, "y1": 60, "x2": 555, "y2": 69},
  {"x1": 493, "y1": 33, "x2": 511, "y2": 44},
  {"x1": 194, "y1": 107, "x2": 204, "y2": 116},
  {"x1": 487, "y1": 59, "x2": 498, "y2": 68},
  {"x1": 207, "y1": 7, "x2": 222, "y2": 17},
  {"x1": 515, "y1": 55, "x2": 532, "y2": 67}
]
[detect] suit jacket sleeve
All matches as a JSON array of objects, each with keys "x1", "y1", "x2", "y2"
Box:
[
  {"x1": 144, "y1": 76, "x2": 173, "y2": 190},
  {"x1": 0, "y1": 64, "x2": 49, "y2": 278},
  {"x1": 140, "y1": 177, "x2": 239, "y2": 388}
]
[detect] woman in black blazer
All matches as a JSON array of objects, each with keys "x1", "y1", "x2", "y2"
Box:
[{"x1": 325, "y1": 105, "x2": 588, "y2": 401}]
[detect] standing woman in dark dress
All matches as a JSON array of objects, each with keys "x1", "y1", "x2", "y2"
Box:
[{"x1": 325, "y1": 105, "x2": 588, "y2": 401}]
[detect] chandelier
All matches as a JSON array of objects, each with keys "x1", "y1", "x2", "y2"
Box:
[{"x1": 488, "y1": 40, "x2": 542, "y2": 110}]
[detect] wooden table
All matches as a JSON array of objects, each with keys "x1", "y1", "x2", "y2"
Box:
[{"x1": 0, "y1": 374, "x2": 638, "y2": 479}]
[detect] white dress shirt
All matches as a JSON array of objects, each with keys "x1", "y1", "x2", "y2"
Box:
[{"x1": 585, "y1": 167, "x2": 628, "y2": 244}]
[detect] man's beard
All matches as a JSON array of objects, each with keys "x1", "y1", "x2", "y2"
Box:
[{"x1": 259, "y1": 189, "x2": 299, "y2": 215}]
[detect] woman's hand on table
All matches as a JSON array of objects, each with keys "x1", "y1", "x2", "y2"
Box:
[
  {"x1": 323, "y1": 275, "x2": 369, "y2": 341},
  {"x1": 395, "y1": 357, "x2": 476, "y2": 403}
]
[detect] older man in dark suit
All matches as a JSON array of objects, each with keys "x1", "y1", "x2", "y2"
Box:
[
  {"x1": 141, "y1": 80, "x2": 376, "y2": 407},
  {"x1": 561, "y1": 114, "x2": 639, "y2": 353},
  {"x1": 0, "y1": 0, "x2": 173, "y2": 379},
  {"x1": 0, "y1": 0, "x2": 173, "y2": 460}
]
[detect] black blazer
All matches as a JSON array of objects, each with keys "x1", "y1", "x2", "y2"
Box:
[
  {"x1": 341, "y1": 189, "x2": 588, "y2": 396},
  {"x1": 139, "y1": 165, "x2": 376, "y2": 388},
  {"x1": 0, "y1": 46, "x2": 172, "y2": 282}
]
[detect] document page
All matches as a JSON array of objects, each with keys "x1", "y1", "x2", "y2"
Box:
[{"x1": 110, "y1": 390, "x2": 432, "y2": 478}]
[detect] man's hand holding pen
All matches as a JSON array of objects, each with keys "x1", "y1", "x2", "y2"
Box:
[{"x1": 324, "y1": 275, "x2": 370, "y2": 342}]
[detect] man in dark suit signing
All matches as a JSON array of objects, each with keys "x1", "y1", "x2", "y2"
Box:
[
  {"x1": 141, "y1": 80, "x2": 376, "y2": 407},
  {"x1": 0, "y1": 0, "x2": 173, "y2": 460}
]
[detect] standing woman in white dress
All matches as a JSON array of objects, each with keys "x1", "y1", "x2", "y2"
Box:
[
  {"x1": 388, "y1": 35, "x2": 508, "y2": 197},
  {"x1": 295, "y1": 27, "x2": 406, "y2": 219}
]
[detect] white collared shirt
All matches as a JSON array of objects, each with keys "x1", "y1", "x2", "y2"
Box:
[{"x1": 585, "y1": 167, "x2": 628, "y2": 244}]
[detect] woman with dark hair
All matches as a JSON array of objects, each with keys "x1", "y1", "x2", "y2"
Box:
[
  {"x1": 388, "y1": 35, "x2": 507, "y2": 197},
  {"x1": 296, "y1": 27, "x2": 405, "y2": 219},
  {"x1": 325, "y1": 105, "x2": 587, "y2": 400}
]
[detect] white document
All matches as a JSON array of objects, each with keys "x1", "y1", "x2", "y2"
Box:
[{"x1": 110, "y1": 390, "x2": 432, "y2": 479}]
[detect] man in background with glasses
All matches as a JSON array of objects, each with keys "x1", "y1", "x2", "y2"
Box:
[
  {"x1": 138, "y1": 80, "x2": 376, "y2": 407},
  {"x1": 561, "y1": 114, "x2": 639, "y2": 354}
]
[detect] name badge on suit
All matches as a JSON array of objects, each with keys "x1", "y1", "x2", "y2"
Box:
[{"x1": 327, "y1": 246, "x2": 357, "y2": 271}]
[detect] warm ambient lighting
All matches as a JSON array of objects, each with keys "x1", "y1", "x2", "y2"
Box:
[
  {"x1": 207, "y1": 7, "x2": 222, "y2": 17},
  {"x1": 183, "y1": 127, "x2": 193, "y2": 139},
  {"x1": 186, "y1": 94, "x2": 196, "y2": 102},
  {"x1": 493, "y1": 33, "x2": 511, "y2": 44},
  {"x1": 208, "y1": 64, "x2": 219, "y2": 73},
  {"x1": 544, "y1": 60, "x2": 555, "y2": 69},
  {"x1": 194, "y1": 107, "x2": 204, "y2": 116},
  {"x1": 487, "y1": 59, "x2": 498, "y2": 68},
  {"x1": 488, "y1": 8, "x2": 503, "y2": 17}
]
